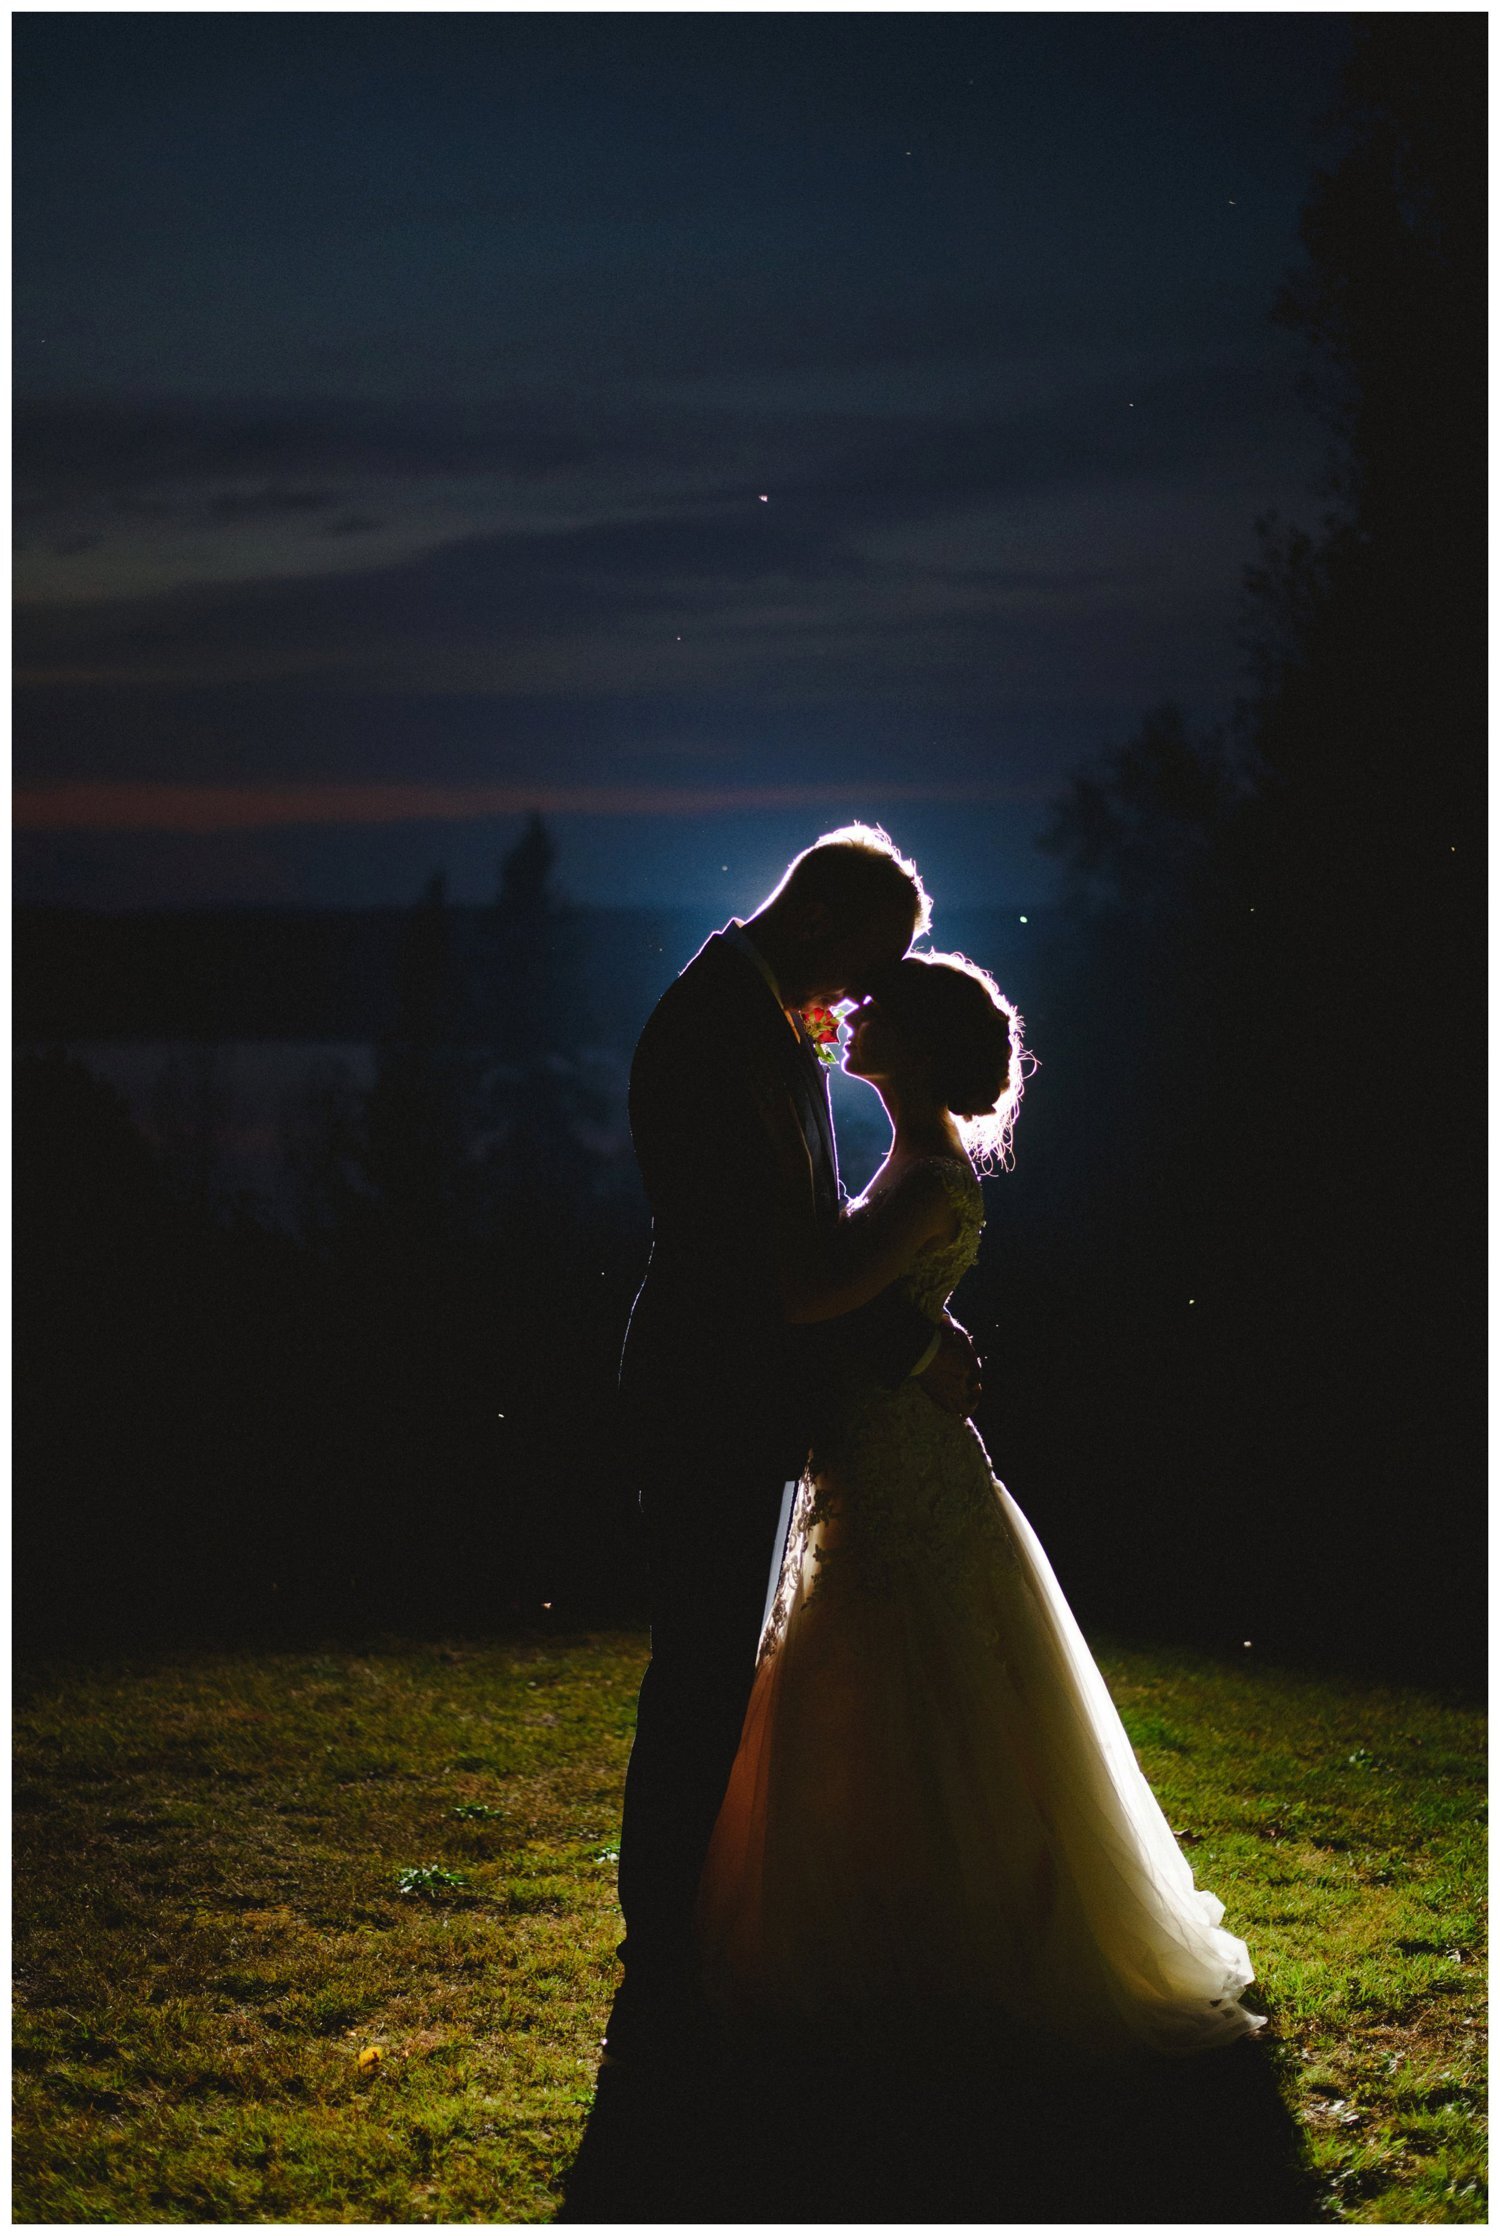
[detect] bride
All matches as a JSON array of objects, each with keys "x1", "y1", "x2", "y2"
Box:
[{"x1": 695, "y1": 951, "x2": 1265, "y2": 2063}]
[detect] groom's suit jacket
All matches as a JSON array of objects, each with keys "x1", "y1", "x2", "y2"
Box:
[{"x1": 619, "y1": 927, "x2": 937, "y2": 1494}]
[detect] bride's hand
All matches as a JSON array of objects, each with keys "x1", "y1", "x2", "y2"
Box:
[{"x1": 916, "y1": 1316, "x2": 982, "y2": 1417}]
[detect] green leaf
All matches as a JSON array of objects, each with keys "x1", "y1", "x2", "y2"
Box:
[{"x1": 396, "y1": 1864, "x2": 470, "y2": 1899}]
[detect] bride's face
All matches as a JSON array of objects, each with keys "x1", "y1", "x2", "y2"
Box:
[{"x1": 840, "y1": 993, "x2": 924, "y2": 1089}]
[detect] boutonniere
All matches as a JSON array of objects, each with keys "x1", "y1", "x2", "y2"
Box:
[{"x1": 799, "y1": 1003, "x2": 843, "y2": 1066}]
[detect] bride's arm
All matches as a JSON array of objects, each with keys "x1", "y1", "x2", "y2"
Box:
[{"x1": 779, "y1": 1167, "x2": 958, "y2": 1325}]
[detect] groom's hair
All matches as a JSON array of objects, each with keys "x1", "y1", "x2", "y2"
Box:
[{"x1": 775, "y1": 823, "x2": 932, "y2": 938}]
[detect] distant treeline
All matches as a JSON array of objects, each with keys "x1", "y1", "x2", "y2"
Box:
[{"x1": 13, "y1": 899, "x2": 712, "y2": 1049}]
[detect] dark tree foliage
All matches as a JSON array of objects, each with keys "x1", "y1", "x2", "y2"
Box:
[
  {"x1": 325, "y1": 830, "x2": 643, "y2": 1635},
  {"x1": 15, "y1": 1047, "x2": 319, "y2": 1645},
  {"x1": 470, "y1": 815, "x2": 608, "y2": 1216},
  {"x1": 1012, "y1": 15, "x2": 1484, "y2": 1684},
  {"x1": 1233, "y1": 17, "x2": 1484, "y2": 1640},
  {"x1": 1042, "y1": 705, "x2": 1242, "y2": 920},
  {"x1": 1241, "y1": 11, "x2": 1484, "y2": 1189},
  {"x1": 478, "y1": 814, "x2": 590, "y2": 1058},
  {"x1": 361, "y1": 870, "x2": 474, "y2": 1243},
  {"x1": 15, "y1": 831, "x2": 649, "y2": 1654}
]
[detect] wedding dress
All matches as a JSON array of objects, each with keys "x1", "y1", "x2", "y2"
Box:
[{"x1": 696, "y1": 1155, "x2": 1264, "y2": 2062}]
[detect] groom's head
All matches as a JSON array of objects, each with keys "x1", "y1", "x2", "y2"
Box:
[{"x1": 745, "y1": 823, "x2": 930, "y2": 1007}]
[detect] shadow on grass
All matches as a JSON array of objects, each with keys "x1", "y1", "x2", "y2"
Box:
[{"x1": 561, "y1": 2026, "x2": 1322, "y2": 2224}]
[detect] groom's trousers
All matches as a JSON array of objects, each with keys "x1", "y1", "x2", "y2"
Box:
[{"x1": 611, "y1": 1424, "x2": 790, "y2": 2048}]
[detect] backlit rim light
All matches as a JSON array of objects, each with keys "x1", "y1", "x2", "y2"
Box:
[{"x1": 919, "y1": 948, "x2": 1034, "y2": 1176}]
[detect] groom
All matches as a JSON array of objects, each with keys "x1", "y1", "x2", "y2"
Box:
[{"x1": 607, "y1": 825, "x2": 981, "y2": 2065}]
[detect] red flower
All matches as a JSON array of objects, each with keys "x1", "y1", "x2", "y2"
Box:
[{"x1": 800, "y1": 1003, "x2": 843, "y2": 1065}]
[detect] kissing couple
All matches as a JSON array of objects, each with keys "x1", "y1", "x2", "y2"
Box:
[{"x1": 607, "y1": 824, "x2": 1262, "y2": 2074}]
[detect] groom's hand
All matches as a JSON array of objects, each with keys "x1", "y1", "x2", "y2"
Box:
[{"x1": 917, "y1": 1317, "x2": 982, "y2": 1417}]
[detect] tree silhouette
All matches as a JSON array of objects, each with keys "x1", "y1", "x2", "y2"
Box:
[
  {"x1": 1230, "y1": 13, "x2": 1483, "y2": 1304},
  {"x1": 280, "y1": 1052, "x2": 369, "y2": 1244},
  {"x1": 1031, "y1": 16, "x2": 1483, "y2": 1681},
  {"x1": 1040, "y1": 704, "x2": 1241, "y2": 920},
  {"x1": 481, "y1": 814, "x2": 583, "y2": 1058},
  {"x1": 1247, "y1": 14, "x2": 1483, "y2": 866},
  {"x1": 471, "y1": 816, "x2": 603, "y2": 1218},
  {"x1": 362, "y1": 870, "x2": 476, "y2": 1243},
  {"x1": 148, "y1": 1042, "x2": 233, "y2": 1217}
]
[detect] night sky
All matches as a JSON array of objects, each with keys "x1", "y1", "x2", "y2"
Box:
[{"x1": 14, "y1": 11, "x2": 1353, "y2": 912}]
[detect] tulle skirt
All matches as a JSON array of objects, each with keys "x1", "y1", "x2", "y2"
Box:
[{"x1": 696, "y1": 1406, "x2": 1265, "y2": 2064}]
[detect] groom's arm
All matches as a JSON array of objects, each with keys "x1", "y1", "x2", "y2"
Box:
[
  {"x1": 914, "y1": 1315, "x2": 983, "y2": 1414},
  {"x1": 838, "y1": 1287, "x2": 943, "y2": 1386},
  {"x1": 852, "y1": 1298, "x2": 981, "y2": 1413}
]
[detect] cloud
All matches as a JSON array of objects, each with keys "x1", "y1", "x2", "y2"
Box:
[
  {"x1": 206, "y1": 488, "x2": 340, "y2": 520},
  {"x1": 12, "y1": 353, "x2": 1314, "y2": 742},
  {"x1": 772, "y1": 358, "x2": 1318, "y2": 529},
  {"x1": 13, "y1": 478, "x2": 885, "y2": 680},
  {"x1": 14, "y1": 775, "x2": 1049, "y2": 833},
  {"x1": 14, "y1": 349, "x2": 1310, "y2": 527},
  {"x1": 11, "y1": 391, "x2": 659, "y2": 504}
]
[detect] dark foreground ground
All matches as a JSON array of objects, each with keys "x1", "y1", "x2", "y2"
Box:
[
  {"x1": 13, "y1": 1634, "x2": 1486, "y2": 2222},
  {"x1": 564, "y1": 2020, "x2": 1324, "y2": 2224}
]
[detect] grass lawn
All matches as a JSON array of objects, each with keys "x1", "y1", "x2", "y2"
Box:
[{"x1": 13, "y1": 1632, "x2": 1486, "y2": 2224}]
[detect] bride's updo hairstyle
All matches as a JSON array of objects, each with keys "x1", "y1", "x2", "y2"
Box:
[{"x1": 876, "y1": 951, "x2": 1031, "y2": 1172}]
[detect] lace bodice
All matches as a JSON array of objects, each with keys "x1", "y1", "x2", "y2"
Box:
[
  {"x1": 762, "y1": 1155, "x2": 1005, "y2": 1654},
  {"x1": 856, "y1": 1153, "x2": 986, "y2": 1317}
]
